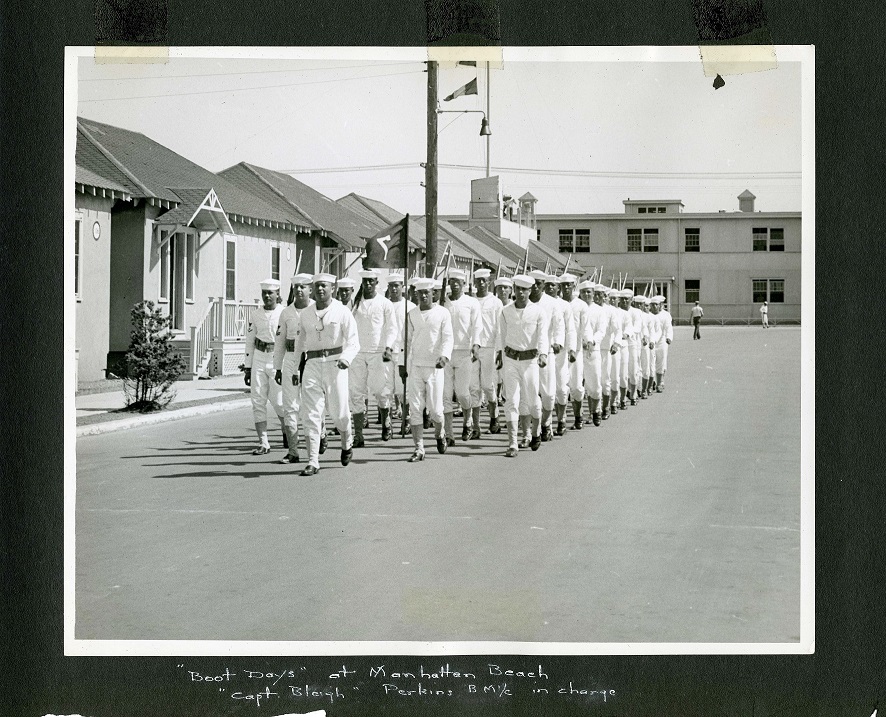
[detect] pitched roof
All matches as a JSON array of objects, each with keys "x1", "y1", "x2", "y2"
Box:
[
  {"x1": 738, "y1": 189, "x2": 756, "y2": 199},
  {"x1": 466, "y1": 226, "x2": 524, "y2": 270},
  {"x1": 337, "y1": 194, "x2": 424, "y2": 250},
  {"x1": 76, "y1": 118, "x2": 305, "y2": 230},
  {"x1": 220, "y1": 163, "x2": 380, "y2": 250},
  {"x1": 519, "y1": 192, "x2": 538, "y2": 202}
]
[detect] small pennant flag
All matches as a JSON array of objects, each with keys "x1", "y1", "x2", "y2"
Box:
[{"x1": 444, "y1": 77, "x2": 478, "y2": 101}]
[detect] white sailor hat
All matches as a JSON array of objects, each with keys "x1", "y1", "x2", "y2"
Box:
[
  {"x1": 631, "y1": 294, "x2": 646, "y2": 303},
  {"x1": 337, "y1": 277, "x2": 356, "y2": 289},
  {"x1": 494, "y1": 277, "x2": 513, "y2": 288},
  {"x1": 593, "y1": 283, "x2": 609, "y2": 293},
  {"x1": 407, "y1": 276, "x2": 421, "y2": 287},
  {"x1": 446, "y1": 268, "x2": 467, "y2": 282},
  {"x1": 434, "y1": 278, "x2": 445, "y2": 290},
  {"x1": 559, "y1": 273, "x2": 578, "y2": 284},
  {"x1": 513, "y1": 274, "x2": 535, "y2": 289},
  {"x1": 650, "y1": 294, "x2": 665, "y2": 303},
  {"x1": 358, "y1": 269, "x2": 380, "y2": 280},
  {"x1": 386, "y1": 272, "x2": 405, "y2": 284},
  {"x1": 577, "y1": 280, "x2": 595, "y2": 292},
  {"x1": 312, "y1": 272, "x2": 336, "y2": 284},
  {"x1": 618, "y1": 289, "x2": 634, "y2": 299},
  {"x1": 289, "y1": 273, "x2": 312, "y2": 286},
  {"x1": 413, "y1": 278, "x2": 435, "y2": 291},
  {"x1": 260, "y1": 278, "x2": 281, "y2": 291},
  {"x1": 528, "y1": 269, "x2": 548, "y2": 282},
  {"x1": 472, "y1": 268, "x2": 492, "y2": 280},
  {"x1": 544, "y1": 274, "x2": 560, "y2": 284}
]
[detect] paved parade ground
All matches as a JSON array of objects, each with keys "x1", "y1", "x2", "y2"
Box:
[{"x1": 74, "y1": 326, "x2": 805, "y2": 645}]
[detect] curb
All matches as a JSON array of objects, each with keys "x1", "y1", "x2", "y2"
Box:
[{"x1": 76, "y1": 398, "x2": 251, "y2": 438}]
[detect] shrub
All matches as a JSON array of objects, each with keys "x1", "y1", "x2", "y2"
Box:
[{"x1": 121, "y1": 300, "x2": 187, "y2": 412}]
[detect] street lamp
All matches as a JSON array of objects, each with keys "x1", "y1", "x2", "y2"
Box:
[{"x1": 436, "y1": 108, "x2": 492, "y2": 177}]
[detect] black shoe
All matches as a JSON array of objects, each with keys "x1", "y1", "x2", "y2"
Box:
[
  {"x1": 554, "y1": 422, "x2": 565, "y2": 437},
  {"x1": 504, "y1": 447, "x2": 518, "y2": 458},
  {"x1": 470, "y1": 428, "x2": 481, "y2": 440},
  {"x1": 656, "y1": 386, "x2": 663, "y2": 393},
  {"x1": 610, "y1": 403, "x2": 618, "y2": 415},
  {"x1": 592, "y1": 412, "x2": 602, "y2": 427},
  {"x1": 602, "y1": 409, "x2": 610, "y2": 420},
  {"x1": 530, "y1": 434, "x2": 542, "y2": 451},
  {"x1": 278, "y1": 453, "x2": 300, "y2": 464},
  {"x1": 300, "y1": 465, "x2": 319, "y2": 476},
  {"x1": 573, "y1": 418, "x2": 583, "y2": 430},
  {"x1": 462, "y1": 425, "x2": 470, "y2": 441},
  {"x1": 620, "y1": 400, "x2": 627, "y2": 410},
  {"x1": 436, "y1": 437, "x2": 447, "y2": 454},
  {"x1": 319, "y1": 435, "x2": 328, "y2": 454},
  {"x1": 446, "y1": 436, "x2": 456, "y2": 448},
  {"x1": 353, "y1": 436, "x2": 365, "y2": 449},
  {"x1": 541, "y1": 426, "x2": 552, "y2": 442},
  {"x1": 408, "y1": 450, "x2": 425, "y2": 463},
  {"x1": 489, "y1": 418, "x2": 501, "y2": 434},
  {"x1": 340, "y1": 448, "x2": 353, "y2": 466},
  {"x1": 381, "y1": 424, "x2": 391, "y2": 441},
  {"x1": 630, "y1": 397, "x2": 637, "y2": 406},
  {"x1": 519, "y1": 437, "x2": 531, "y2": 449}
]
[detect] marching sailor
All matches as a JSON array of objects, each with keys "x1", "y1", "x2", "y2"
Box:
[
  {"x1": 651, "y1": 295, "x2": 673, "y2": 392},
  {"x1": 561, "y1": 274, "x2": 587, "y2": 430},
  {"x1": 495, "y1": 275, "x2": 549, "y2": 457},
  {"x1": 404, "y1": 278, "x2": 454, "y2": 462},
  {"x1": 528, "y1": 269, "x2": 564, "y2": 443},
  {"x1": 244, "y1": 278, "x2": 286, "y2": 455},
  {"x1": 291, "y1": 273, "x2": 360, "y2": 476},
  {"x1": 473, "y1": 268, "x2": 504, "y2": 434},
  {"x1": 544, "y1": 274, "x2": 576, "y2": 436},
  {"x1": 273, "y1": 273, "x2": 314, "y2": 463},
  {"x1": 441, "y1": 268, "x2": 482, "y2": 444}
]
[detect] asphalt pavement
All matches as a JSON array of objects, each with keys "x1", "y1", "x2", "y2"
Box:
[{"x1": 74, "y1": 326, "x2": 804, "y2": 645}]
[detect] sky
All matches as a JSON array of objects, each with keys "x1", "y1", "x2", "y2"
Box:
[{"x1": 74, "y1": 48, "x2": 805, "y2": 217}]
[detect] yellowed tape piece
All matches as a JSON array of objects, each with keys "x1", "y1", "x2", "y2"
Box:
[
  {"x1": 428, "y1": 46, "x2": 503, "y2": 70},
  {"x1": 95, "y1": 46, "x2": 169, "y2": 65},
  {"x1": 699, "y1": 44, "x2": 777, "y2": 77}
]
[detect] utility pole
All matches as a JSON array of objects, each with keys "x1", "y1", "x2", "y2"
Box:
[
  {"x1": 425, "y1": 60, "x2": 438, "y2": 279},
  {"x1": 486, "y1": 60, "x2": 491, "y2": 178}
]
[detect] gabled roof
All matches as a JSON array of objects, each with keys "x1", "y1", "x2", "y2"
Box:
[
  {"x1": 75, "y1": 126, "x2": 135, "y2": 197},
  {"x1": 337, "y1": 194, "x2": 424, "y2": 250},
  {"x1": 519, "y1": 192, "x2": 538, "y2": 202},
  {"x1": 738, "y1": 189, "x2": 756, "y2": 199},
  {"x1": 220, "y1": 163, "x2": 380, "y2": 250},
  {"x1": 76, "y1": 118, "x2": 305, "y2": 230},
  {"x1": 465, "y1": 226, "x2": 523, "y2": 270}
]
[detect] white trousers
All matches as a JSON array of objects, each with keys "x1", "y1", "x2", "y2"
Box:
[
  {"x1": 608, "y1": 347, "x2": 622, "y2": 394},
  {"x1": 640, "y1": 344, "x2": 652, "y2": 379},
  {"x1": 443, "y1": 348, "x2": 481, "y2": 413},
  {"x1": 569, "y1": 348, "x2": 585, "y2": 401},
  {"x1": 627, "y1": 341, "x2": 641, "y2": 385},
  {"x1": 502, "y1": 356, "x2": 541, "y2": 424},
  {"x1": 476, "y1": 347, "x2": 498, "y2": 403},
  {"x1": 600, "y1": 349, "x2": 612, "y2": 396},
  {"x1": 618, "y1": 344, "x2": 630, "y2": 389},
  {"x1": 349, "y1": 351, "x2": 394, "y2": 412},
  {"x1": 655, "y1": 343, "x2": 669, "y2": 374},
  {"x1": 539, "y1": 351, "x2": 556, "y2": 411},
  {"x1": 301, "y1": 357, "x2": 352, "y2": 468},
  {"x1": 554, "y1": 348, "x2": 570, "y2": 405},
  {"x1": 250, "y1": 349, "x2": 284, "y2": 422},
  {"x1": 583, "y1": 349, "x2": 603, "y2": 400},
  {"x1": 280, "y1": 351, "x2": 302, "y2": 434},
  {"x1": 407, "y1": 365, "x2": 445, "y2": 426}
]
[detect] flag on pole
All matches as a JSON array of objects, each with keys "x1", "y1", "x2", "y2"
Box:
[
  {"x1": 444, "y1": 77, "x2": 478, "y2": 101},
  {"x1": 364, "y1": 216, "x2": 407, "y2": 269}
]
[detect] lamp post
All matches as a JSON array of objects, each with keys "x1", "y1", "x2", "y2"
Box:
[{"x1": 435, "y1": 109, "x2": 492, "y2": 178}]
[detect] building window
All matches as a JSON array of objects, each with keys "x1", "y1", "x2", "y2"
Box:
[
  {"x1": 321, "y1": 248, "x2": 344, "y2": 278},
  {"x1": 643, "y1": 228, "x2": 659, "y2": 252},
  {"x1": 753, "y1": 227, "x2": 784, "y2": 251},
  {"x1": 159, "y1": 230, "x2": 170, "y2": 301},
  {"x1": 685, "y1": 279, "x2": 700, "y2": 303},
  {"x1": 225, "y1": 239, "x2": 236, "y2": 301},
  {"x1": 271, "y1": 245, "x2": 281, "y2": 280},
  {"x1": 536, "y1": 229, "x2": 541, "y2": 242},
  {"x1": 753, "y1": 278, "x2": 784, "y2": 303},
  {"x1": 685, "y1": 228, "x2": 700, "y2": 252},
  {"x1": 627, "y1": 229, "x2": 642, "y2": 252},
  {"x1": 559, "y1": 229, "x2": 591, "y2": 253},
  {"x1": 185, "y1": 233, "x2": 195, "y2": 301},
  {"x1": 559, "y1": 230, "x2": 574, "y2": 253},
  {"x1": 74, "y1": 218, "x2": 82, "y2": 299},
  {"x1": 638, "y1": 206, "x2": 666, "y2": 214},
  {"x1": 637, "y1": 207, "x2": 647, "y2": 214}
]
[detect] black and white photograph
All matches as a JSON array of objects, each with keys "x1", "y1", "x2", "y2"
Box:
[{"x1": 66, "y1": 46, "x2": 813, "y2": 655}]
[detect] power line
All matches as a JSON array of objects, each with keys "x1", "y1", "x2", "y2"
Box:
[
  {"x1": 279, "y1": 162, "x2": 800, "y2": 180},
  {"x1": 80, "y1": 61, "x2": 423, "y2": 82},
  {"x1": 78, "y1": 69, "x2": 425, "y2": 103}
]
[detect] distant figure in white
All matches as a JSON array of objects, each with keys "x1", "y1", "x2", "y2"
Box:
[{"x1": 760, "y1": 301, "x2": 769, "y2": 328}]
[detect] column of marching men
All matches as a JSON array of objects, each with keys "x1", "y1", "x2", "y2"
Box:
[{"x1": 242, "y1": 268, "x2": 673, "y2": 474}]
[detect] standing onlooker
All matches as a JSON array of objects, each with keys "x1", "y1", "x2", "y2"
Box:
[
  {"x1": 760, "y1": 301, "x2": 769, "y2": 328},
  {"x1": 690, "y1": 301, "x2": 704, "y2": 341}
]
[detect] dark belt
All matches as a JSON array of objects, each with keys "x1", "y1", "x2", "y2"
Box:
[
  {"x1": 285, "y1": 338, "x2": 296, "y2": 352},
  {"x1": 305, "y1": 346, "x2": 343, "y2": 361},
  {"x1": 253, "y1": 338, "x2": 274, "y2": 352},
  {"x1": 504, "y1": 346, "x2": 538, "y2": 361}
]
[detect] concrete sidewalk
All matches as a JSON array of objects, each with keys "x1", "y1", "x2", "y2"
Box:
[{"x1": 76, "y1": 374, "x2": 250, "y2": 437}]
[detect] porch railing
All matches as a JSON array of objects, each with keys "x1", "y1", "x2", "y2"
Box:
[
  {"x1": 187, "y1": 298, "x2": 218, "y2": 377},
  {"x1": 208, "y1": 297, "x2": 260, "y2": 341}
]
